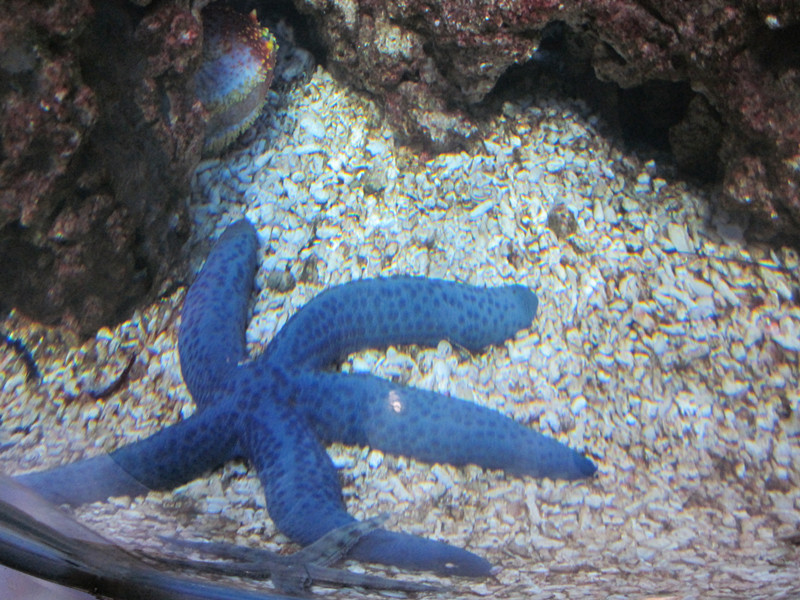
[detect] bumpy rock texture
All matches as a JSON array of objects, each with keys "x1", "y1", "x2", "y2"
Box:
[
  {"x1": 295, "y1": 0, "x2": 800, "y2": 240},
  {"x1": 0, "y1": 0, "x2": 204, "y2": 335}
]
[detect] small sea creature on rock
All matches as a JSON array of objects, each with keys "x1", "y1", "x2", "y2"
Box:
[
  {"x1": 17, "y1": 219, "x2": 596, "y2": 581},
  {"x1": 196, "y1": 5, "x2": 277, "y2": 156}
]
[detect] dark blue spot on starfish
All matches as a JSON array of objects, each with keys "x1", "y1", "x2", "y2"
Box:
[{"x1": 16, "y1": 218, "x2": 596, "y2": 579}]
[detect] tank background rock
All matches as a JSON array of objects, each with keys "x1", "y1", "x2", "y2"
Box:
[
  {"x1": 293, "y1": 0, "x2": 800, "y2": 241},
  {"x1": 0, "y1": 0, "x2": 204, "y2": 336},
  {"x1": 2, "y1": 0, "x2": 800, "y2": 337}
]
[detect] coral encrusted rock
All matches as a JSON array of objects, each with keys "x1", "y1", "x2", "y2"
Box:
[{"x1": 0, "y1": 0, "x2": 204, "y2": 336}]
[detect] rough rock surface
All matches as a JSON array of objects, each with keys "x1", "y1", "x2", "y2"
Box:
[
  {"x1": 295, "y1": 0, "x2": 800, "y2": 240},
  {"x1": 0, "y1": 0, "x2": 204, "y2": 335}
]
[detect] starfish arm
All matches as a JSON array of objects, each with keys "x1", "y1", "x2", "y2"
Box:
[
  {"x1": 240, "y1": 377, "x2": 491, "y2": 576},
  {"x1": 159, "y1": 522, "x2": 452, "y2": 591},
  {"x1": 295, "y1": 371, "x2": 597, "y2": 480},
  {"x1": 262, "y1": 277, "x2": 538, "y2": 370},
  {"x1": 345, "y1": 528, "x2": 492, "y2": 577},
  {"x1": 179, "y1": 220, "x2": 258, "y2": 408},
  {"x1": 15, "y1": 405, "x2": 242, "y2": 506}
]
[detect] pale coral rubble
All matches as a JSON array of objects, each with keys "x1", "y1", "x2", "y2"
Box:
[{"x1": 1, "y1": 66, "x2": 799, "y2": 600}]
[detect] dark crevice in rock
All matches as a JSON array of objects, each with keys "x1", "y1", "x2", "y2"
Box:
[
  {"x1": 0, "y1": 223, "x2": 54, "y2": 325},
  {"x1": 754, "y1": 22, "x2": 800, "y2": 73},
  {"x1": 482, "y1": 23, "x2": 719, "y2": 185},
  {"x1": 617, "y1": 80, "x2": 693, "y2": 153}
]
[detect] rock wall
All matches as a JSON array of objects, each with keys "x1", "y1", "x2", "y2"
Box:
[
  {"x1": 295, "y1": 0, "x2": 800, "y2": 240},
  {"x1": 0, "y1": 0, "x2": 204, "y2": 335}
]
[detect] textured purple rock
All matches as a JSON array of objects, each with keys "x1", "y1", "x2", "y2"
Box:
[{"x1": 0, "y1": 0, "x2": 204, "y2": 335}]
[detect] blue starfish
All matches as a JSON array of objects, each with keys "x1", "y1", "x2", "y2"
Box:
[{"x1": 17, "y1": 219, "x2": 596, "y2": 578}]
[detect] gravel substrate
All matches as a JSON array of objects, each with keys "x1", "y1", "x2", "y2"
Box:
[{"x1": 2, "y1": 66, "x2": 799, "y2": 600}]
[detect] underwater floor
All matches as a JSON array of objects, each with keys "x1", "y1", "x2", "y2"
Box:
[{"x1": 2, "y1": 66, "x2": 799, "y2": 599}]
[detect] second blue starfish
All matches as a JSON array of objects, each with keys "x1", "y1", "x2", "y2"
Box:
[{"x1": 19, "y1": 219, "x2": 596, "y2": 577}]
